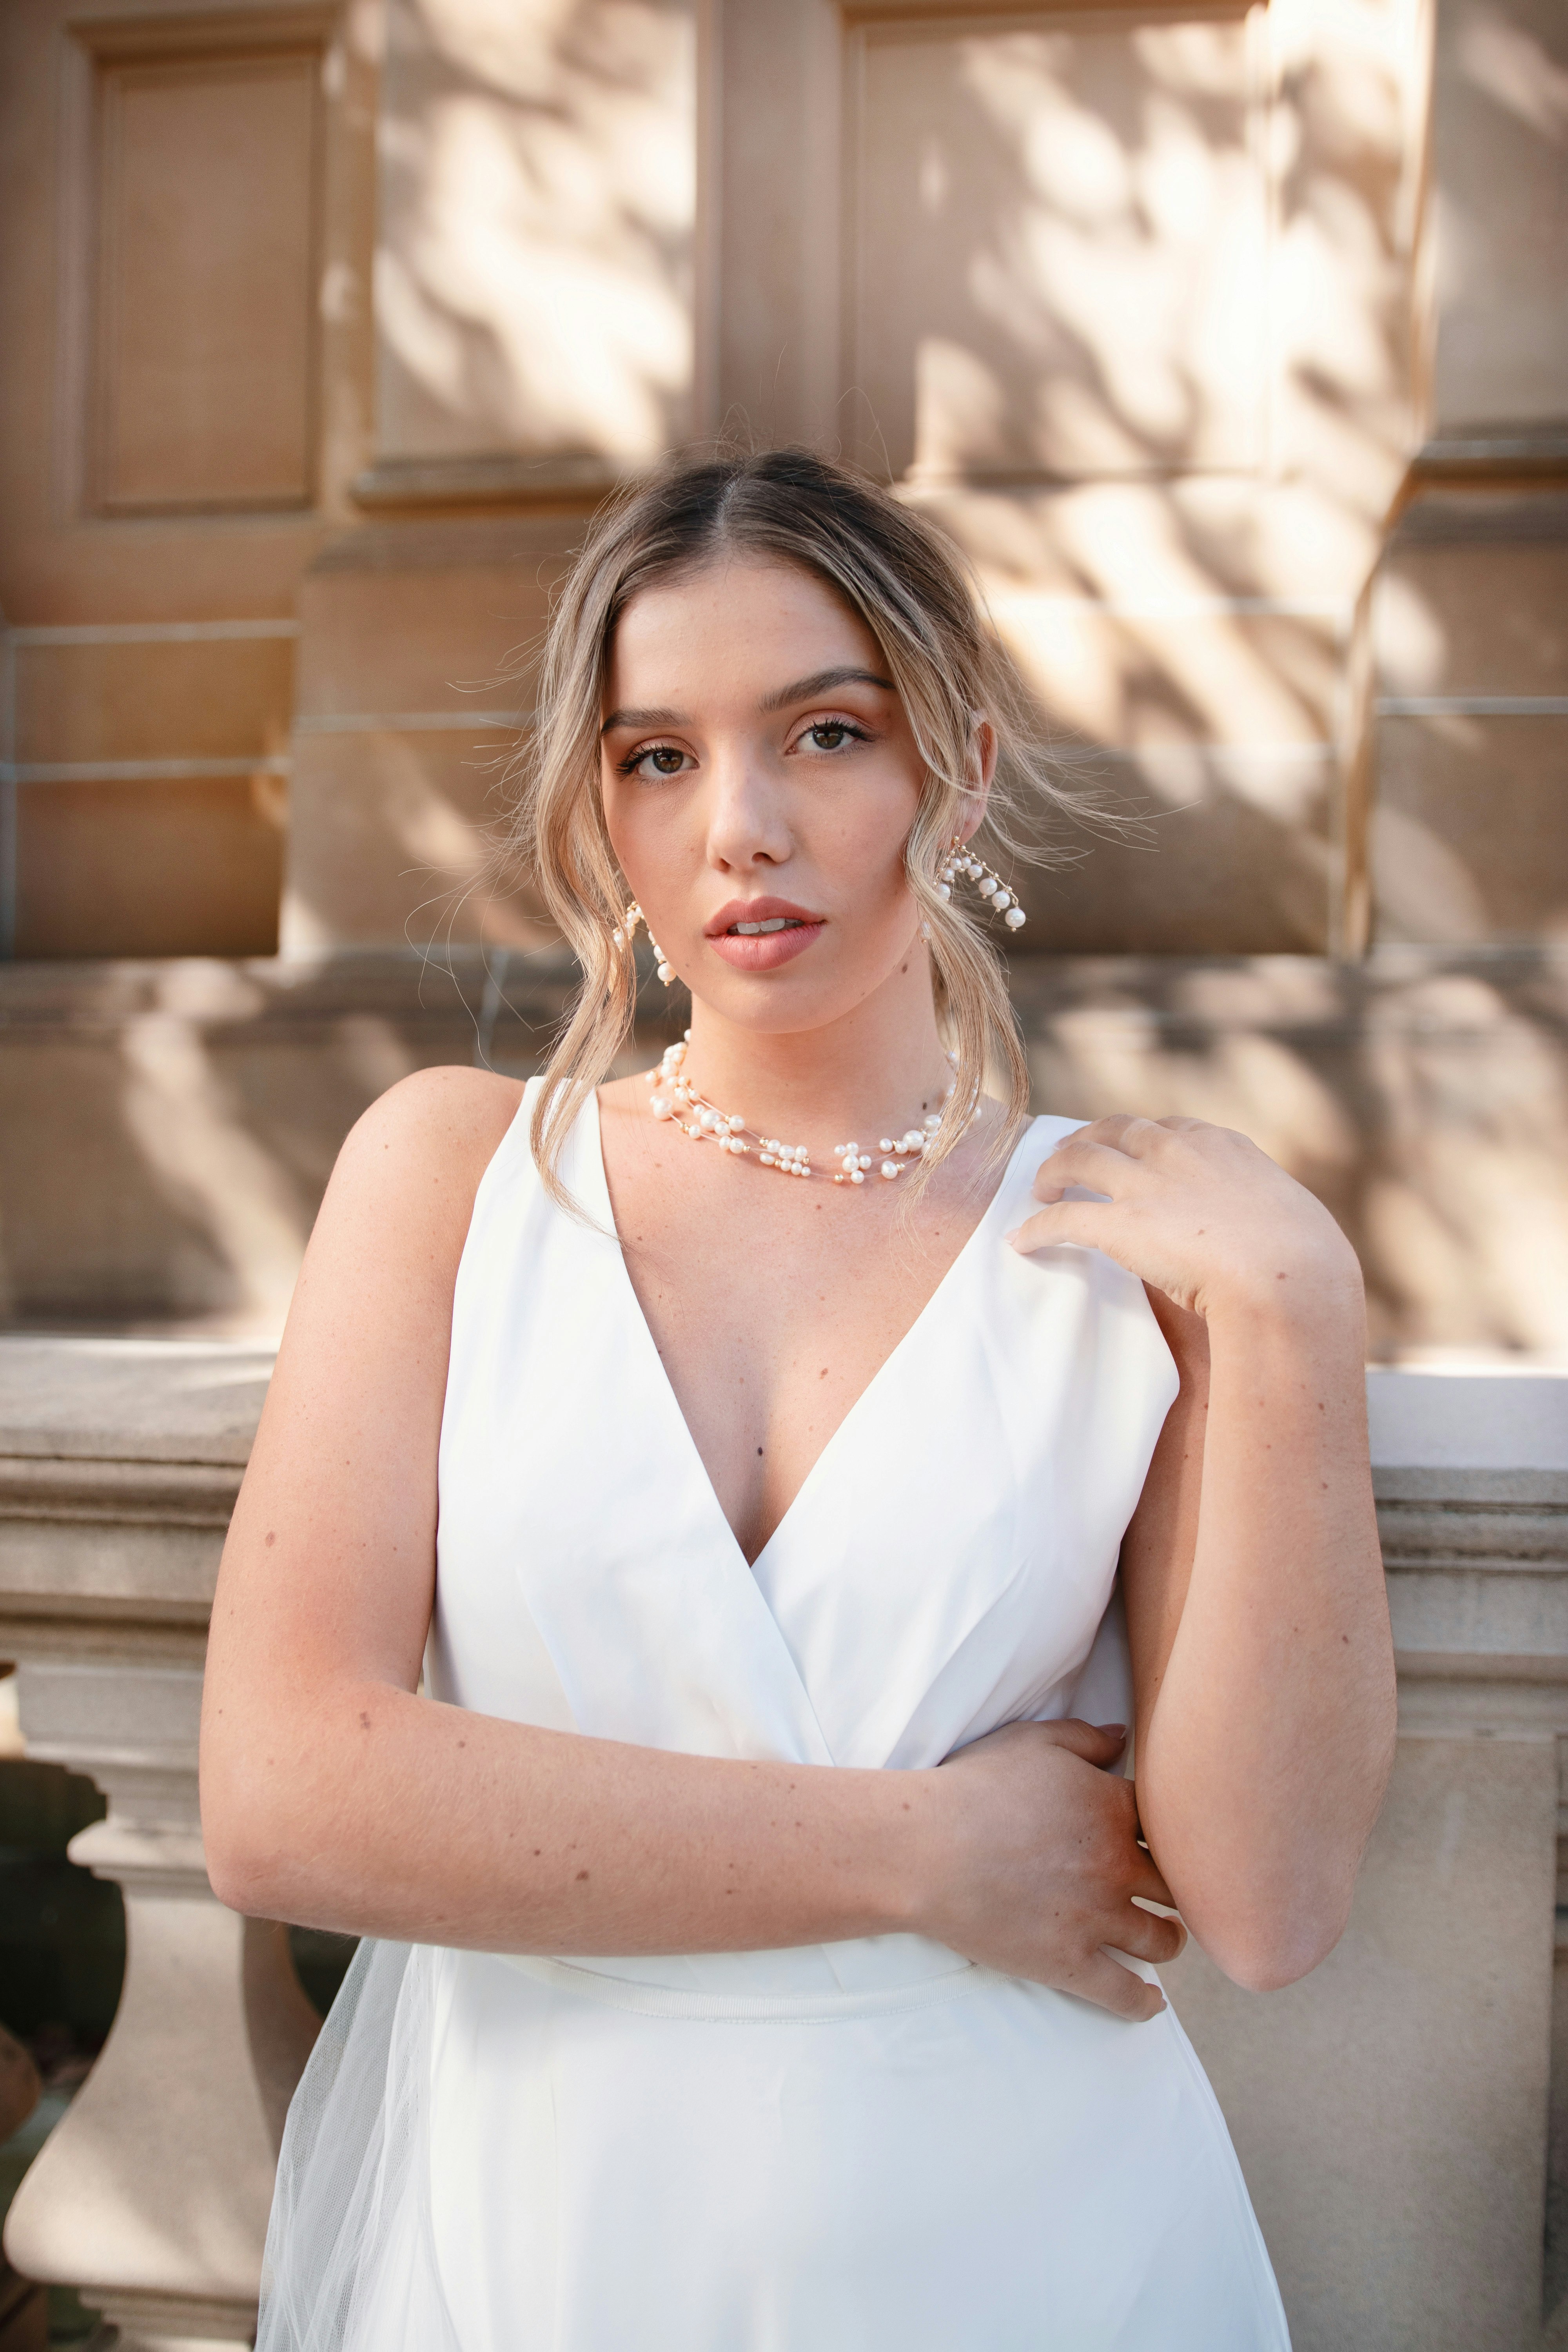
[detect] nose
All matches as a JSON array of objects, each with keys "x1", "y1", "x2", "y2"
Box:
[{"x1": 702, "y1": 736, "x2": 793, "y2": 874}]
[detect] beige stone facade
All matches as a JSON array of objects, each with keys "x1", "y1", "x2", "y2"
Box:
[
  {"x1": 0, "y1": 4, "x2": 1566, "y2": 2347},
  {"x1": 0, "y1": 0, "x2": 1564, "y2": 1349}
]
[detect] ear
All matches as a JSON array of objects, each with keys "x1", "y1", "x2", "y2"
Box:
[{"x1": 957, "y1": 715, "x2": 998, "y2": 843}]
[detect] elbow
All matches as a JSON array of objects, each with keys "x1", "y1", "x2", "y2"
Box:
[
  {"x1": 204, "y1": 1838, "x2": 268, "y2": 1918},
  {"x1": 199, "y1": 1744, "x2": 306, "y2": 1920},
  {"x1": 1200, "y1": 1893, "x2": 1351, "y2": 1994},
  {"x1": 201, "y1": 1784, "x2": 284, "y2": 1917}
]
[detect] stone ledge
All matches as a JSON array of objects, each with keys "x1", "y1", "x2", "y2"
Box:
[
  {"x1": 0, "y1": 1456, "x2": 243, "y2": 1523},
  {"x1": 0, "y1": 1339, "x2": 275, "y2": 1464}
]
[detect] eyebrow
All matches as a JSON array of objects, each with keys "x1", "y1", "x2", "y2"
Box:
[
  {"x1": 600, "y1": 705, "x2": 682, "y2": 736},
  {"x1": 758, "y1": 665, "x2": 896, "y2": 713},
  {"x1": 600, "y1": 666, "x2": 896, "y2": 738}
]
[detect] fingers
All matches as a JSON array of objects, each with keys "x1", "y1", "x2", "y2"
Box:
[
  {"x1": 1062, "y1": 1949, "x2": 1167, "y2": 2023},
  {"x1": 1029, "y1": 1717, "x2": 1127, "y2": 1767},
  {"x1": 1076, "y1": 1114, "x2": 1202, "y2": 1152},
  {"x1": 1029, "y1": 1136, "x2": 1134, "y2": 1203},
  {"x1": 1008, "y1": 1202, "x2": 1114, "y2": 1258},
  {"x1": 1113, "y1": 1900, "x2": 1187, "y2": 1966},
  {"x1": 1129, "y1": 1848, "x2": 1178, "y2": 1912}
]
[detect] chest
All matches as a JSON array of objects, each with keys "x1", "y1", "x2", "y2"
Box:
[
  {"x1": 601, "y1": 1120, "x2": 991, "y2": 1565},
  {"x1": 434, "y1": 1101, "x2": 1175, "y2": 1766}
]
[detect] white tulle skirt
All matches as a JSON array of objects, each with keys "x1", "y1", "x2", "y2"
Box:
[
  {"x1": 258, "y1": 1934, "x2": 1289, "y2": 2352},
  {"x1": 258, "y1": 1942, "x2": 464, "y2": 2352}
]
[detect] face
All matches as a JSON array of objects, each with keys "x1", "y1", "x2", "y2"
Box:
[{"x1": 601, "y1": 556, "x2": 960, "y2": 1036}]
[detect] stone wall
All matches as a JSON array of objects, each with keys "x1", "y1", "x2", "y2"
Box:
[{"x1": 4, "y1": 944, "x2": 1565, "y2": 1356}]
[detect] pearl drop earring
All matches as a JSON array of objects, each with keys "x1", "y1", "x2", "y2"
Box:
[
  {"x1": 612, "y1": 902, "x2": 675, "y2": 987},
  {"x1": 938, "y1": 838, "x2": 1026, "y2": 931}
]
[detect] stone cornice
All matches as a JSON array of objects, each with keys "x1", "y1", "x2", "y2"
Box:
[{"x1": 0, "y1": 1454, "x2": 242, "y2": 1526}]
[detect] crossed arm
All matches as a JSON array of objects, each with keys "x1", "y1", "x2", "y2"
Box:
[
  {"x1": 199, "y1": 1077, "x2": 1395, "y2": 2021},
  {"x1": 1014, "y1": 1113, "x2": 1398, "y2": 1988}
]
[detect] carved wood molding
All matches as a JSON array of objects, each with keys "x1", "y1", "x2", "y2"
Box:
[{"x1": 66, "y1": 5, "x2": 338, "y2": 65}]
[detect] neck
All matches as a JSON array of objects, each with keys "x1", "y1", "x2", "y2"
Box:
[{"x1": 677, "y1": 947, "x2": 953, "y2": 1144}]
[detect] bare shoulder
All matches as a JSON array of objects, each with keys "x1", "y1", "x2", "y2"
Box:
[
  {"x1": 309, "y1": 1066, "x2": 526, "y2": 1288},
  {"x1": 336, "y1": 1064, "x2": 524, "y2": 1183}
]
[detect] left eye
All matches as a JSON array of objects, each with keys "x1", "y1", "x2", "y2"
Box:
[{"x1": 802, "y1": 722, "x2": 856, "y2": 751}]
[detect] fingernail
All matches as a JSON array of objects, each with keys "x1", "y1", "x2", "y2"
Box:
[
  {"x1": 1099, "y1": 1723, "x2": 1126, "y2": 1737},
  {"x1": 1004, "y1": 1227, "x2": 1022, "y2": 1247}
]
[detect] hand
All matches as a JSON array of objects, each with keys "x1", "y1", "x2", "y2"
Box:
[
  {"x1": 1008, "y1": 1114, "x2": 1362, "y2": 1325},
  {"x1": 914, "y1": 1719, "x2": 1184, "y2": 2021}
]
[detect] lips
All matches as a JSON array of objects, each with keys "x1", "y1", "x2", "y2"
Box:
[{"x1": 705, "y1": 897, "x2": 825, "y2": 974}]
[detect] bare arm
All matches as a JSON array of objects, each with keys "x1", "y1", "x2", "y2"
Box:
[
  {"x1": 1010, "y1": 1117, "x2": 1397, "y2": 1992},
  {"x1": 200, "y1": 1071, "x2": 1181, "y2": 2020}
]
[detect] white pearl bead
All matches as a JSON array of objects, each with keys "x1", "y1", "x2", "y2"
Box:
[
  {"x1": 936, "y1": 884, "x2": 951, "y2": 900},
  {"x1": 1005, "y1": 906, "x2": 1026, "y2": 929},
  {"x1": 650, "y1": 1095, "x2": 671, "y2": 1119},
  {"x1": 657, "y1": 963, "x2": 673, "y2": 983},
  {"x1": 924, "y1": 1114, "x2": 940, "y2": 1130},
  {"x1": 760, "y1": 1153, "x2": 775, "y2": 1165},
  {"x1": 612, "y1": 928, "x2": 624, "y2": 947},
  {"x1": 727, "y1": 1114, "x2": 744, "y2": 1132},
  {"x1": 851, "y1": 1168, "x2": 865, "y2": 1183},
  {"x1": 880, "y1": 1138, "x2": 893, "y2": 1154},
  {"x1": 881, "y1": 1161, "x2": 898, "y2": 1178}
]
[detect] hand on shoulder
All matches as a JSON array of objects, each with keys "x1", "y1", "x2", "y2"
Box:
[{"x1": 1008, "y1": 1114, "x2": 1363, "y2": 1330}]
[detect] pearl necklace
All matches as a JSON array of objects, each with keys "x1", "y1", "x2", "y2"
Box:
[{"x1": 645, "y1": 1034, "x2": 958, "y2": 1183}]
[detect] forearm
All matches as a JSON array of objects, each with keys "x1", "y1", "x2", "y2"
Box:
[
  {"x1": 201, "y1": 1679, "x2": 927, "y2": 1956},
  {"x1": 1138, "y1": 1288, "x2": 1396, "y2": 1986}
]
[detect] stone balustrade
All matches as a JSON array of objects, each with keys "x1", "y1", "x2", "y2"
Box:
[
  {"x1": 0, "y1": 1338, "x2": 311, "y2": 2352},
  {"x1": 0, "y1": 1336, "x2": 1565, "y2": 2349}
]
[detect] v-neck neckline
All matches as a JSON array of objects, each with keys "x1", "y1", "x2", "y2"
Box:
[{"x1": 583, "y1": 1089, "x2": 1042, "y2": 1571}]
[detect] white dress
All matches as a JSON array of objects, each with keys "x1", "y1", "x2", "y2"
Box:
[{"x1": 258, "y1": 1083, "x2": 1290, "y2": 2351}]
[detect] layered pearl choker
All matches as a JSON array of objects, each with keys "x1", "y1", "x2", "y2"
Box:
[{"x1": 645, "y1": 1034, "x2": 958, "y2": 1184}]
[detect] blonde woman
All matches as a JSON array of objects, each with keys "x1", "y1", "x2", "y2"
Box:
[{"x1": 201, "y1": 450, "x2": 1396, "y2": 2351}]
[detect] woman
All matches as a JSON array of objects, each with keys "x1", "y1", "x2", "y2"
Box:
[{"x1": 201, "y1": 449, "x2": 1397, "y2": 2351}]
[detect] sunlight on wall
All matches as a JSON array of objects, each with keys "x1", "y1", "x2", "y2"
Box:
[
  {"x1": 376, "y1": 0, "x2": 695, "y2": 466},
  {"x1": 846, "y1": 0, "x2": 1427, "y2": 952},
  {"x1": 117, "y1": 968, "x2": 312, "y2": 1331}
]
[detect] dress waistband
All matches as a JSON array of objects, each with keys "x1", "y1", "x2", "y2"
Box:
[{"x1": 498, "y1": 1951, "x2": 996, "y2": 2023}]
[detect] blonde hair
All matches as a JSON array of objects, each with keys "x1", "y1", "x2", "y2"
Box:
[{"x1": 501, "y1": 448, "x2": 1077, "y2": 1204}]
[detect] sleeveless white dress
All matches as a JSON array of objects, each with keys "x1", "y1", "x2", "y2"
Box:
[{"x1": 258, "y1": 1083, "x2": 1290, "y2": 2352}]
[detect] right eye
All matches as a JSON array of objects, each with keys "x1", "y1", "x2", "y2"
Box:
[{"x1": 621, "y1": 743, "x2": 690, "y2": 781}]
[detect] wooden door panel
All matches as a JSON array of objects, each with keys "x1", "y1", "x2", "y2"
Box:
[{"x1": 91, "y1": 44, "x2": 322, "y2": 512}]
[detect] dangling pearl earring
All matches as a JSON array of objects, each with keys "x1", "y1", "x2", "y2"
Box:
[
  {"x1": 938, "y1": 836, "x2": 1026, "y2": 931},
  {"x1": 612, "y1": 901, "x2": 675, "y2": 986}
]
